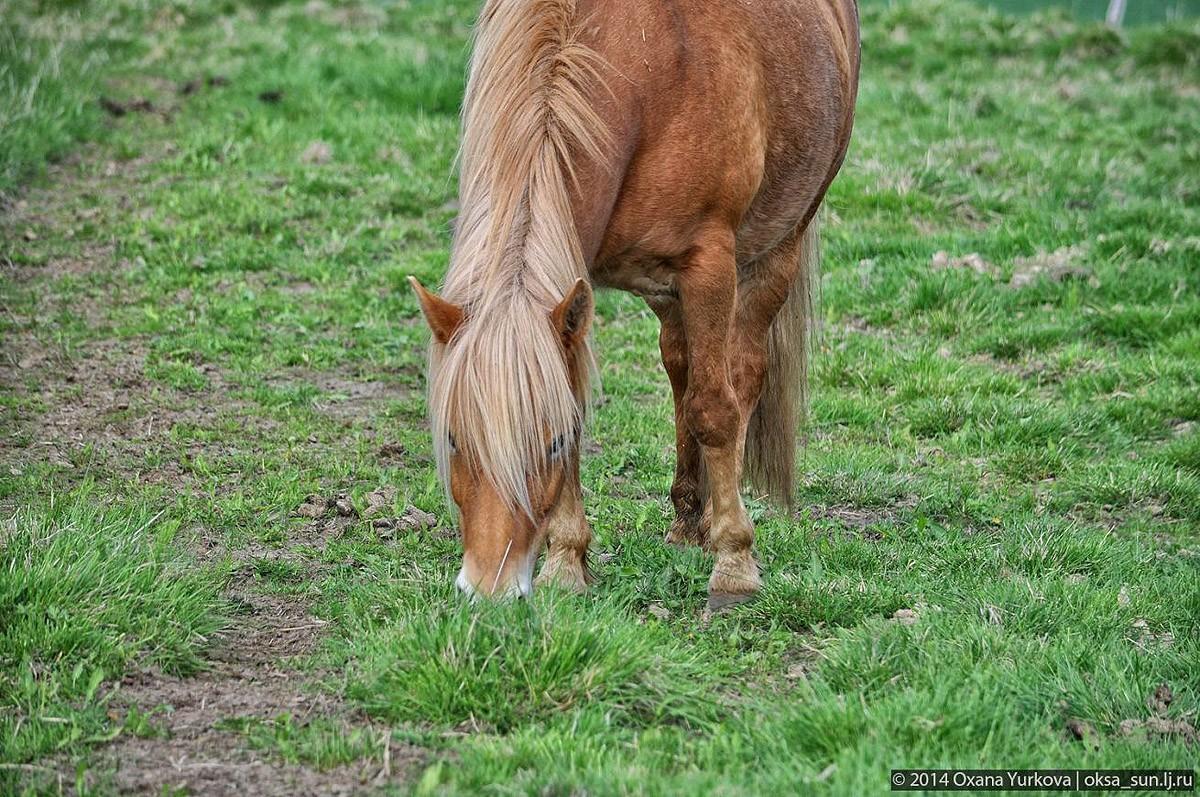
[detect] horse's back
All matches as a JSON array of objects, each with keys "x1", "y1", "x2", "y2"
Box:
[{"x1": 581, "y1": 0, "x2": 860, "y2": 275}]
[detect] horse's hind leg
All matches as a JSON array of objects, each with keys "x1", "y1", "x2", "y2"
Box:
[
  {"x1": 674, "y1": 227, "x2": 762, "y2": 608},
  {"x1": 652, "y1": 301, "x2": 710, "y2": 548}
]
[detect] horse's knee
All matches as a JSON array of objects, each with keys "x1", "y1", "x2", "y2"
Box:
[{"x1": 684, "y1": 382, "x2": 740, "y2": 448}]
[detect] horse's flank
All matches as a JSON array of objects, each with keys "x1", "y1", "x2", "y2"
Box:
[{"x1": 430, "y1": 0, "x2": 610, "y2": 513}]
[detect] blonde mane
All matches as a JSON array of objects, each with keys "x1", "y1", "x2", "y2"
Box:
[{"x1": 430, "y1": 0, "x2": 609, "y2": 512}]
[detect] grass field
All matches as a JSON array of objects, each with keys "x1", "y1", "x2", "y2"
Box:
[{"x1": 2, "y1": 0, "x2": 1199, "y2": 794}]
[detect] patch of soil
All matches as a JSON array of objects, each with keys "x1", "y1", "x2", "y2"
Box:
[
  {"x1": 1008, "y1": 244, "x2": 1095, "y2": 289},
  {"x1": 804, "y1": 495, "x2": 920, "y2": 535},
  {"x1": 0, "y1": 335, "x2": 277, "y2": 507},
  {"x1": 266, "y1": 369, "x2": 416, "y2": 428},
  {"x1": 95, "y1": 735, "x2": 413, "y2": 797},
  {"x1": 73, "y1": 574, "x2": 423, "y2": 796}
]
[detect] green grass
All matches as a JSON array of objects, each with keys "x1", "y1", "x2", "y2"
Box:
[
  {"x1": 1, "y1": 0, "x2": 1198, "y2": 793},
  {"x1": 0, "y1": 487, "x2": 227, "y2": 781}
]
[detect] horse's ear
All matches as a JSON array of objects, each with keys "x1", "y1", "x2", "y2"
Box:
[
  {"x1": 551, "y1": 278, "x2": 593, "y2": 350},
  {"x1": 408, "y1": 277, "x2": 464, "y2": 344}
]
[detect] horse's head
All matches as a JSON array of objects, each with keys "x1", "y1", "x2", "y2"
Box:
[{"x1": 410, "y1": 276, "x2": 593, "y2": 598}]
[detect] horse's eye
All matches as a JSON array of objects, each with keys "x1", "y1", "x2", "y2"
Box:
[
  {"x1": 448, "y1": 432, "x2": 458, "y2": 453},
  {"x1": 548, "y1": 434, "x2": 566, "y2": 459}
]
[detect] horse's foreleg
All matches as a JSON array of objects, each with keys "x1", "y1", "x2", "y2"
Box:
[
  {"x1": 653, "y1": 301, "x2": 710, "y2": 548},
  {"x1": 675, "y1": 229, "x2": 761, "y2": 609},
  {"x1": 535, "y1": 461, "x2": 593, "y2": 592}
]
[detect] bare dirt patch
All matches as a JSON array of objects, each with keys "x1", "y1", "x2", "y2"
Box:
[
  {"x1": 76, "y1": 564, "x2": 423, "y2": 795},
  {"x1": 1008, "y1": 244, "x2": 1095, "y2": 289},
  {"x1": 0, "y1": 334, "x2": 280, "y2": 508},
  {"x1": 804, "y1": 495, "x2": 920, "y2": 536}
]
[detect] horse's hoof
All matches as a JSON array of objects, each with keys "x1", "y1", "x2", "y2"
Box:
[
  {"x1": 706, "y1": 590, "x2": 756, "y2": 612},
  {"x1": 535, "y1": 557, "x2": 590, "y2": 593}
]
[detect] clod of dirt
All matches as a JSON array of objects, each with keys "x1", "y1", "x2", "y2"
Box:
[
  {"x1": 784, "y1": 663, "x2": 808, "y2": 681},
  {"x1": 1130, "y1": 618, "x2": 1176, "y2": 650},
  {"x1": 395, "y1": 505, "x2": 436, "y2": 532},
  {"x1": 930, "y1": 250, "x2": 995, "y2": 276},
  {"x1": 301, "y1": 140, "x2": 332, "y2": 164},
  {"x1": 377, "y1": 442, "x2": 406, "y2": 461},
  {"x1": 1008, "y1": 244, "x2": 1094, "y2": 289},
  {"x1": 258, "y1": 89, "x2": 284, "y2": 103},
  {"x1": 1065, "y1": 718, "x2": 1100, "y2": 749},
  {"x1": 891, "y1": 608, "x2": 918, "y2": 625},
  {"x1": 333, "y1": 493, "x2": 356, "y2": 517},
  {"x1": 363, "y1": 486, "x2": 397, "y2": 519},
  {"x1": 647, "y1": 603, "x2": 671, "y2": 621},
  {"x1": 99, "y1": 96, "x2": 155, "y2": 117},
  {"x1": 295, "y1": 494, "x2": 329, "y2": 519},
  {"x1": 1147, "y1": 683, "x2": 1173, "y2": 716},
  {"x1": 1118, "y1": 717, "x2": 1197, "y2": 743},
  {"x1": 182, "y1": 75, "x2": 229, "y2": 94}
]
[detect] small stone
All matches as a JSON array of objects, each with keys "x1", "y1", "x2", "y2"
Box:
[
  {"x1": 892, "y1": 608, "x2": 918, "y2": 625},
  {"x1": 647, "y1": 603, "x2": 670, "y2": 621}
]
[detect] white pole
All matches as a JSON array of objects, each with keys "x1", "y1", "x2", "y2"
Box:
[{"x1": 1106, "y1": 0, "x2": 1127, "y2": 27}]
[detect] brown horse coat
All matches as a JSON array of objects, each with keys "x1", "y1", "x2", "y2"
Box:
[{"x1": 413, "y1": 0, "x2": 860, "y2": 604}]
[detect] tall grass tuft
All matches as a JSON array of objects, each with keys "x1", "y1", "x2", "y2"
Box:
[{"x1": 343, "y1": 594, "x2": 721, "y2": 733}]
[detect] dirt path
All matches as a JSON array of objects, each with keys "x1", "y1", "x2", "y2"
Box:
[{"x1": 2, "y1": 152, "x2": 423, "y2": 796}]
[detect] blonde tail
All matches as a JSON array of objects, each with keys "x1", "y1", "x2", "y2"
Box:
[{"x1": 743, "y1": 213, "x2": 820, "y2": 507}]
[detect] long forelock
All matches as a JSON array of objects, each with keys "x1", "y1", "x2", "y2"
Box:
[{"x1": 430, "y1": 296, "x2": 586, "y2": 515}]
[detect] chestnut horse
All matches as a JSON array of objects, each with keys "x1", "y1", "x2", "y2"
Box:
[{"x1": 411, "y1": 0, "x2": 859, "y2": 607}]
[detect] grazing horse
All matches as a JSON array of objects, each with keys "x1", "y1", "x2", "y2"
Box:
[{"x1": 411, "y1": 0, "x2": 860, "y2": 607}]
